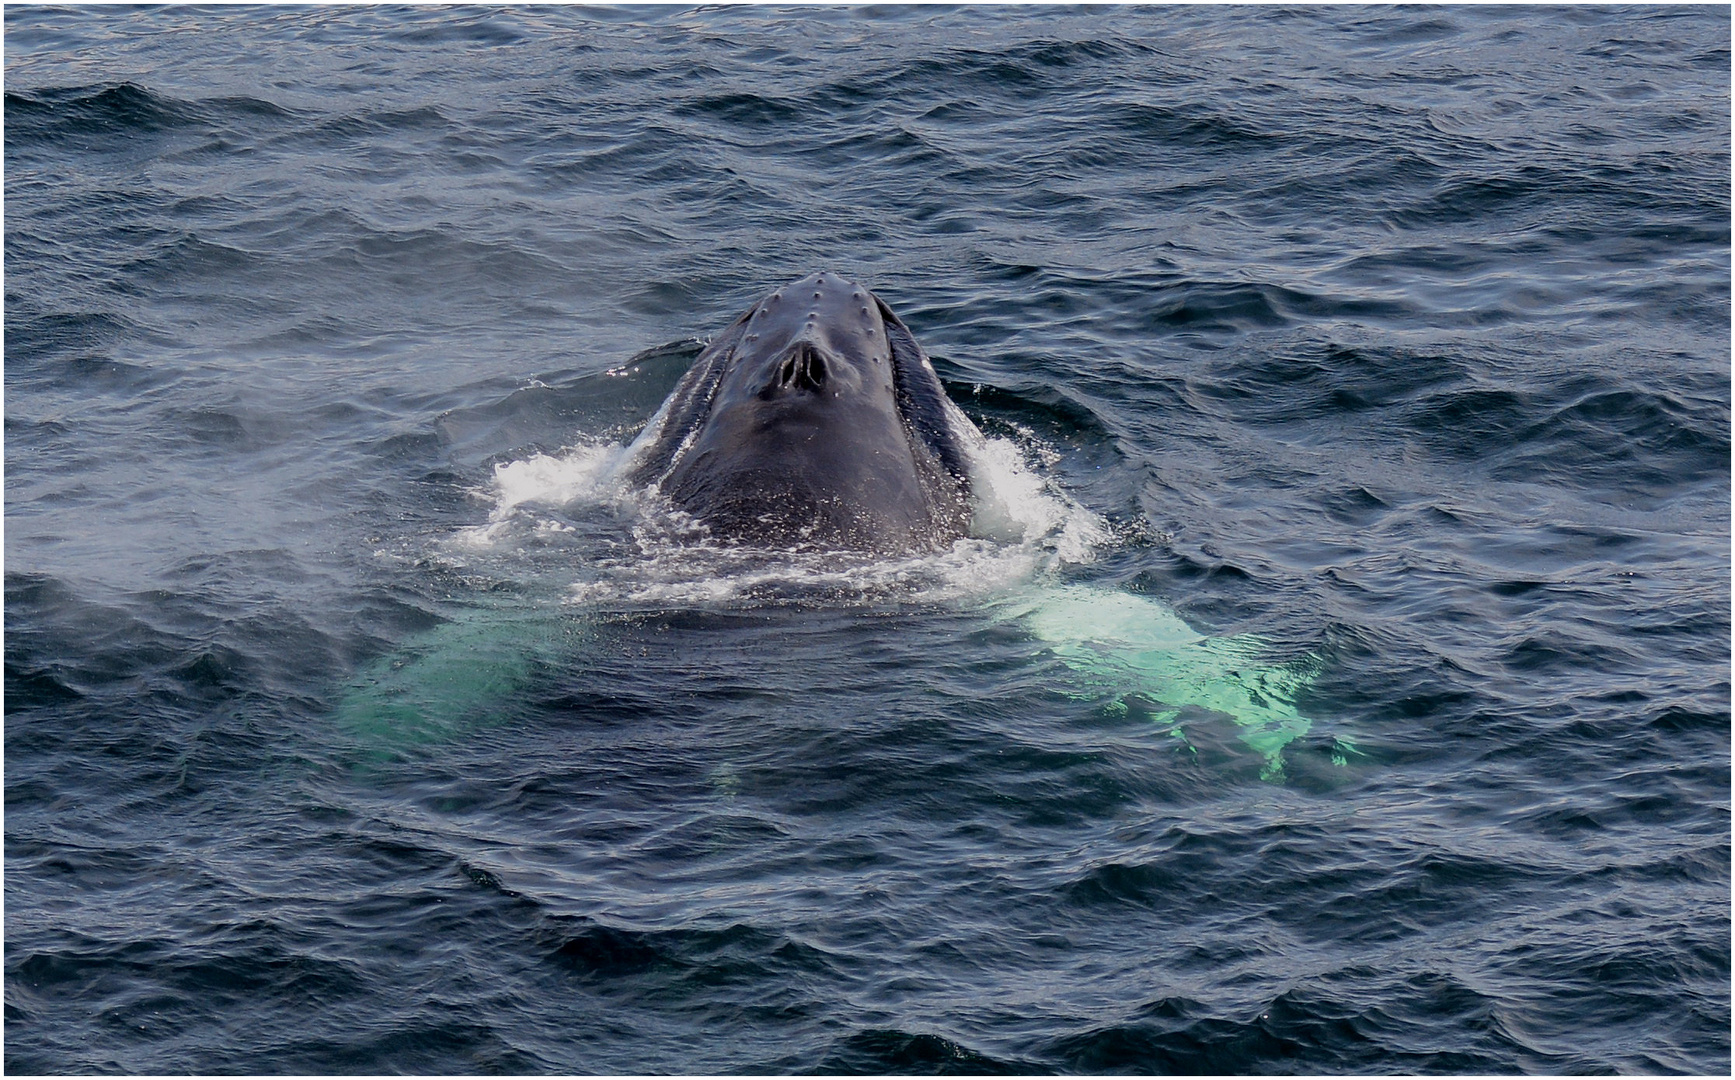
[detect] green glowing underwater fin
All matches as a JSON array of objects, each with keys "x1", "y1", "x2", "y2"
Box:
[
  {"x1": 335, "y1": 601, "x2": 567, "y2": 754},
  {"x1": 1010, "y1": 585, "x2": 1324, "y2": 781}
]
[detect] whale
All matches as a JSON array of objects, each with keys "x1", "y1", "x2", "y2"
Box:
[
  {"x1": 627, "y1": 271, "x2": 979, "y2": 552},
  {"x1": 338, "y1": 274, "x2": 1342, "y2": 784}
]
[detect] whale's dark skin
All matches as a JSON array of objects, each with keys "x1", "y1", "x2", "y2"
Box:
[{"x1": 628, "y1": 272, "x2": 976, "y2": 551}]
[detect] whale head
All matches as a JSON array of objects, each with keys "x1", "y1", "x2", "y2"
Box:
[{"x1": 632, "y1": 272, "x2": 975, "y2": 551}]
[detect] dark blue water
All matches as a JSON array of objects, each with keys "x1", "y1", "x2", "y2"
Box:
[{"x1": 6, "y1": 5, "x2": 1729, "y2": 1074}]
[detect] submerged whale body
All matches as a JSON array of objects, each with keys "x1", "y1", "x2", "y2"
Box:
[{"x1": 629, "y1": 271, "x2": 980, "y2": 551}]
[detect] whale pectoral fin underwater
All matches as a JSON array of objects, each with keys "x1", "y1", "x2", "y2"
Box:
[
  {"x1": 334, "y1": 599, "x2": 568, "y2": 758},
  {"x1": 1012, "y1": 585, "x2": 1342, "y2": 782}
]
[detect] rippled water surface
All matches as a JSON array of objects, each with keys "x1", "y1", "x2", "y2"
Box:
[{"x1": 6, "y1": 5, "x2": 1730, "y2": 1074}]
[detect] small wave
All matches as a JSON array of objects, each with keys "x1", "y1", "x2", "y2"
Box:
[
  {"x1": 1104, "y1": 101, "x2": 1282, "y2": 149},
  {"x1": 818, "y1": 1028, "x2": 1031, "y2": 1074},
  {"x1": 388, "y1": 13, "x2": 526, "y2": 47},
  {"x1": 3, "y1": 308, "x2": 173, "y2": 364},
  {"x1": 1043, "y1": 979, "x2": 1521, "y2": 1073},
  {"x1": 119, "y1": 233, "x2": 264, "y2": 282},
  {"x1": 895, "y1": 53, "x2": 1048, "y2": 94},
  {"x1": 1011, "y1": 36, "x2": 1160, "y2": 68},
  {"x1": 672, "y1": 91, "x2": 806, "y2": 129},
  {"x1": 543, "y1": 916, "x2": 851, "y2": 984},
  {"x1": 4, "y1": 82, "x2": 196, "y2": 137},
  {"x1": 4, "y1": 82, "x2": 296, "y2": 144}
]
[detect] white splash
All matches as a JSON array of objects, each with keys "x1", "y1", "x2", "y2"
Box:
[
  {"x1": 452, "y1": 440, "x2": 634, "y2": 547},
  {"x1": 966, "y1": 426, "x2": 1111, "y2": 565},
  {"x1": 453, "y1": 423, "x2": 1111, "y2": 607}
]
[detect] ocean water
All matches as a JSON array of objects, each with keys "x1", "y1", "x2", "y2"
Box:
[{"x1": 4, "y1": 4, "x2": 1729, "y2": 1074}]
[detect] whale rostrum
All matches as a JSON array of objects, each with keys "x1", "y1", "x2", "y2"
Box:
[{"x1": 629, "y1": 272, "x2": 980, "y2": 551}]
